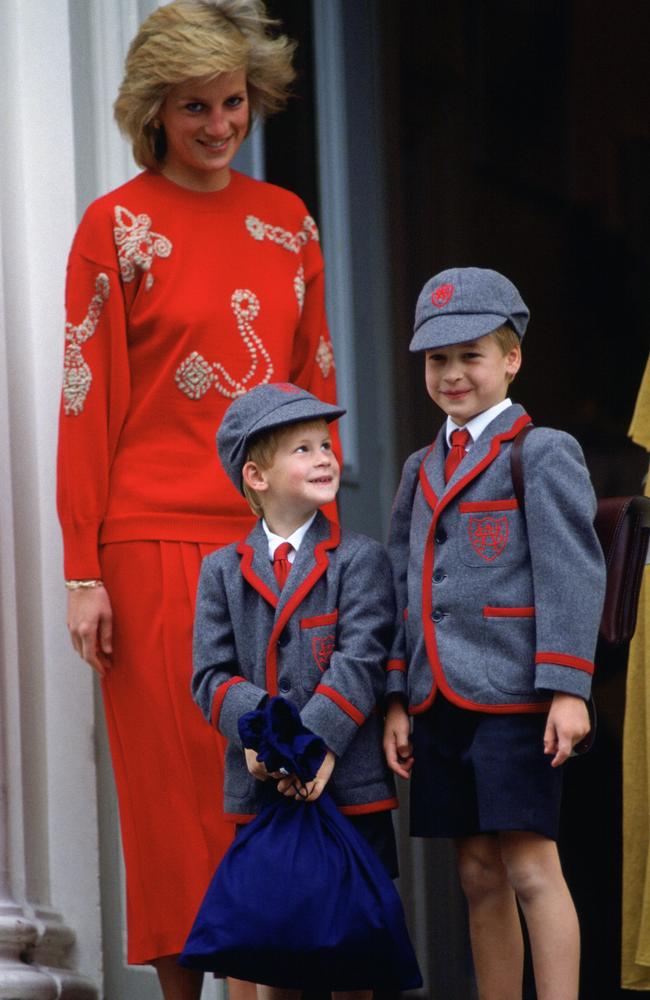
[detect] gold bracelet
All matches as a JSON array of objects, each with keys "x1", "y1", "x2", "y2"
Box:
[{"x1": 64, "y1": 579, "x2": 104, "y2": 590}]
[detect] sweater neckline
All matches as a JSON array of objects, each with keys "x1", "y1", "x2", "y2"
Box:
[{"x1": 143, "y1": 169, "x2": 248, "y2": 211}]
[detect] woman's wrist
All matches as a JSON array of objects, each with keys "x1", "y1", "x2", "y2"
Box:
[{"x1": 64, "y1": 579, "x2": 104, "y2": 591}]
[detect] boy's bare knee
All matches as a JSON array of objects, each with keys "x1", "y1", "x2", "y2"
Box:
[
  {"x1": 500, "y1": 833, "x2": 563, "y2": 904},
  {"x1": 456, "y1": 839, "x2": 509, "y2": 901}
]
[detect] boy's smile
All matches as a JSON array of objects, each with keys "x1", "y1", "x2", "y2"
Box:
[
  {"x1": 425, "y1": 334, "x2": 521, "y2": 425},
  {"x1": 251, "y1": 420, "x2": 340, "y2": 534}
]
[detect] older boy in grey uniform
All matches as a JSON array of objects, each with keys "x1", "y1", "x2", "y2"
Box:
[
  {"x1": 192, "y1": 383, "x2": 398, "y2": 1000},
  {"x1": 384, "y1": 268, "x2": 606, "y2": 1000}
]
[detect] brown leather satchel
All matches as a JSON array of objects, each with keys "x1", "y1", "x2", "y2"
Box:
[{"x1": 511, "y1": 425, "x2": 650, "y2": 646}]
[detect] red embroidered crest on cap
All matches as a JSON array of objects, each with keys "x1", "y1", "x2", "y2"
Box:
[
  {"x1": 312, "y1": 634, "x2": 335, "y2": 671},
  {"x1": 275, "y1": 383, "x2": 302, "y2": 394},
  {"x1": 431, "y1": 283, "x2": 455, "y2": 308},
  {"x1": 468, "y1": 516, "x2": 509, "y2": 561}
]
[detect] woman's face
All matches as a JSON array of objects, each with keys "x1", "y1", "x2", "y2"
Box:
[{"x1": 157, "y1": 69, "x2": 249, "y2": 191}]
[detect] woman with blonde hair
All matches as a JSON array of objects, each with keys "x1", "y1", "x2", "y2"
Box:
[{"x1": 58, "y1": 2, "x2": 339, "y2": 997}]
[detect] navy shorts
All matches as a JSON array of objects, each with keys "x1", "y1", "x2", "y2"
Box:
[{"x1": 410, "y1": 696, "x2": 563, "y2": 841}]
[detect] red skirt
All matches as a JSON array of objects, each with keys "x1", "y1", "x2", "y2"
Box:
[{"x1": 100, "y1": 540, "x2": 233, "y2": 964}]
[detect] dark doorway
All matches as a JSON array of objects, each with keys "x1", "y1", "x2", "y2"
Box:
[{"x1": 378, "y1": 1, "x2": 649, "y2": 997}]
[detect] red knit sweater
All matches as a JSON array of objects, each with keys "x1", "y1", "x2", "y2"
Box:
[{"x1": 57, "y1": 170, "x2": 339, "y2": 578}]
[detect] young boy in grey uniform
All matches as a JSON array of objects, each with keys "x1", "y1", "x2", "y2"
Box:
[
  {"x1": 192, "y1": 382, "x2": 399, "y2": 1000},
  {"x1": 384, "y1": 268, "x2": 606, "y2": 1000}
]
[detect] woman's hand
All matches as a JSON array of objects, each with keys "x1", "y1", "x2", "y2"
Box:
[{"x1": 67, "y1": 587, "x2": 113, "y2": 677}]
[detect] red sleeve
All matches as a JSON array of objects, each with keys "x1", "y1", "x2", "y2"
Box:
[
  {"x1": 56, "y1": 216, "x2": 131, "y2": 578},
  {"x1": 288, "y1": 221, "x2": 342, "y2": 516}
]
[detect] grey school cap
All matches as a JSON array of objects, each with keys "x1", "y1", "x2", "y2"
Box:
[
  {"x1": 217, "y1": 382, "x2": 346, "y2": 493},
  {"x1": 410, "y1": 267, "x2": 530, "y2": 351}
]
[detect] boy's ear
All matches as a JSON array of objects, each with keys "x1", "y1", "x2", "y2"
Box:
[
  {"x1": 242, "y1": 460, "x2": 268, "y2": 492},
  {"x1": 505, "y1": 345, "x2": 522, "y2": 379}
]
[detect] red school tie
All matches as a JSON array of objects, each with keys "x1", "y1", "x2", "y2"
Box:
[
  {"x1": 444, "y1": 429, "x2": 471, "y2": 483},
  {"x1": 273, "y1": 542, "x2": 293, "y2": 590}
]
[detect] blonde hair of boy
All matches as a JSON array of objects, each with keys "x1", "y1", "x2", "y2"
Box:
[
  {"x1": 490, "y1": 324, "x2": 521, "y2": 383},
  {"x1": 114, "y1": 0, "x2": 296, "y2": 170}
]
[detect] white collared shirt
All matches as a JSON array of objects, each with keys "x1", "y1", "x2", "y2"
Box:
[
  {"x1": 262, "y1": 511, "x2": 317, "y2": 564},
  {"x1": 445, "y1": 398, "x2": 512, "y2": 451}
]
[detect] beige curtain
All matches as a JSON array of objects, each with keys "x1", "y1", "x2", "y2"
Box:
[{"x1": 622, "y1": 353, "x2": 650, "y2": 988}]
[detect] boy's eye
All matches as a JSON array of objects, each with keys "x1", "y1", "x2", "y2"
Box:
[{"x1": 321, "y1": 441, "x2": 332, "y2": 451}]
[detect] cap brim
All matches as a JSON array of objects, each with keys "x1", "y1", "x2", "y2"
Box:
[
  {"x1": 246, "y1": 397, "x2": 346, "y2": 442},
  {"x1": 409, "y1": 312, "x2": 511, "y2": 352}
]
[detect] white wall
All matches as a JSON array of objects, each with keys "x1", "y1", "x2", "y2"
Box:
[{"x1": 0, "y1": 0, "x2": 103, "y2": 991}]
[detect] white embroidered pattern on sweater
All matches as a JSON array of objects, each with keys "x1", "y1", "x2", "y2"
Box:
[
  {"x1": 315, "y1": 336, "x2": 335, "y2": 379},
  {"x1": 294, "y1": 266, "x2": 305, "y2": 310},
  {"x1": 245, "y1": 214, "x2": 319, "y2": 253},
  {"x1": 113, "y1": 205, "x2": 172, "y2": 289},
  {"x1": 175, "y1": 289, "x2": 274, "y2": 400},
  {"x1": 62, "y1": 273, "x2": 110, "y2": 416}
]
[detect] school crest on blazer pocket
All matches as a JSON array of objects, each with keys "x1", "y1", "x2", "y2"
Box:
[
  {"x1": 468, "y1": 515, "x2": 509, "y2": 561},
  {"x1": 457, "y1": 500, "x2": 522, "y2": 567},
  {"x1": 312, "y1": 634, "x2": 335, "y2": 671}
]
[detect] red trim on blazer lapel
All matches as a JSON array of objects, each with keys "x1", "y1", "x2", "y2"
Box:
[
  {"x1": 439, "y1": 412, "x2": 532, "y2": 515},
  {"x1": 265, "y1": 519, "x2": 341, "y2": 696},
  {"x1": 237, "y1": 540, "x2": 278, "y2": 610},
  {"x1": 420, "y1": 413, "x2": 532, "y2": 523},
  {"x1": 418, "y1": 442, "x2": 438, "y2": 510}
]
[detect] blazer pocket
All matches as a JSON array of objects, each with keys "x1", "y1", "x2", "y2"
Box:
[
  {"x1": 483, "y1": 605, "x2": 536, "y2": 695},
  {"x1": 299, "y1": 610, "x2": 339, "y2": 690},
  {"x1": 457, "y1": 499, "x2": 524, "y2": 568}
]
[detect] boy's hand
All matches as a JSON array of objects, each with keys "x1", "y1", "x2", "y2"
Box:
[
  {"x1": 245, "y1": 747, "x2": 276, "y2": 781},
  {"x1": 544, "y1": 692, "x2": 591, "y2": 767},
  {"x1": 277, "y1": 749, "x2": 336, "y2": 803},
  {"x1": 384, "y1": 695, "x2": 414, "y2": 779}
]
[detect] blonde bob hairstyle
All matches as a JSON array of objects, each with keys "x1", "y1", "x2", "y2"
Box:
[{"x1": 114, "y1": 0, "x2": 296, "y2": 171}]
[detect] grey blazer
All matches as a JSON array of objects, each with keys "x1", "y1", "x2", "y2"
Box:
[
  {"x1": 193, "y1": 511, "x2": 397, "y2": 819},
  {"x1": 386, "y1": 404, "x2": 606, "y2": 714}
]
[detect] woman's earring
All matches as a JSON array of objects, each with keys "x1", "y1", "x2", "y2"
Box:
[{"x1": 153, "y1": 119, "x2": 161, "y2": 130}]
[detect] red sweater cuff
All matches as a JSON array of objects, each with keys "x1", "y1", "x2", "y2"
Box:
[{"x1": 61, "y1": 522, "x2": 102, "y2": 579}]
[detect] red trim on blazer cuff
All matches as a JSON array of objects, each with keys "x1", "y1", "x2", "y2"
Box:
[
  {"x1": 460, "y1": 499, "x2": 519, "y2": 512},
  {"x1": 224, "y1": 812, "x2": 255, "y2": 824},
  {"x1": 386, "y1": 659, "x2": 406, "y2": 672},
  {"x1": 300, "y1": 610, "x2": 339, "y2": 629},
  {"x1": 314, "y1": 684, "x2": 365, "y2": 726},
  {"x1": 403, "y1": 607, "x2": 409, "y2": 620},
  {"x1": 483, "y1": 606, "x2": 535, "y2": 618},
  {"x1": 535, "y1": 651, "x2": 595, "y2": 675},
  {"x1": 339, "y1": 797, "x2": 399, "y2": 816},
  {"x1": 210, "y1": 676, "x2": 247, "y2": 728}
]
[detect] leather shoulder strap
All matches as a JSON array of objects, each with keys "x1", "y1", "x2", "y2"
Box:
[{"x1": 510, "y1": 424, "x2": 534, "y2": 512}]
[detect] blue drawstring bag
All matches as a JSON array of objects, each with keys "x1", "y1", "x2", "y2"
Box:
[{"x1": 180, "y1": 697, "x2": 422, "y2": 992}]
